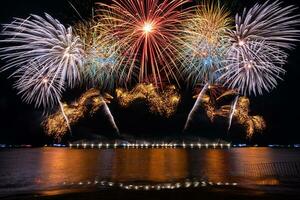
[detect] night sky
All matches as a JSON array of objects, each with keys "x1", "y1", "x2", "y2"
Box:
[{"x1": 0, "y1": 0, "x2": 300, "y2": 145}]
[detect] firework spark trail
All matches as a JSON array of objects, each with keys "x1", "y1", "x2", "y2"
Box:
[
  {"x1": 59, "y1": 101, "x2": 72, "y2": 135},
  {"x1": 228, "y1": 95, "x2": 239, "y2": 132},
  {"x1": 101, "y1": 98, "x2": 120, "y2": 134},
  {"x1": 184, "y1": 83, "x2": 209, "y2": 132},
  {"x1": 220, "y1": 1, "x2": 300, "y2": 96},
  {"x1": 233, "y1": 0, "x2": 300, "y2": 50},
  {"x1": 97, "y1": 0, "x2": 191, "y2": 87},
  {"x1": 219, "y1": 40, "x2": 287, "y2": 96}
]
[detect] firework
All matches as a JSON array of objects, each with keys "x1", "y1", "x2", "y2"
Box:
[
  {"x1": 228, "y1": 95, "x2": 239, "y2": 131},
  {"x1": 1, "y1": 14, "x2": 85, "y2": 90},
  {"x1": 13, "y1": 62, "x2": 63, "y2": 109},
  {"x1": 184, "y1": 84, "x2": 236, "y2": 130},
  {"x1": 97, "y1": 0, "x2": 191, "y2": 87},
  {"x1": 0, "y1": 13, "x2": 86, "y2": 134},
  {"x1": 233, "y1": 1, "x2": 300, "y2": 50},
  {"x1": 0, "y1": 13, "x2": 85, "y2": 104},
  {"x1": 182, "y1": 1, "x2": 232, "y2": 131},
  {"x1": 184, "y1": 83, "x2": 209, "y2": 131},
  {"x1": 74, "y1": 21, "x2": 130, "y2": 90},
  {"x1": 181, "y1": 0, "x2": 232, "y2": 86},
  {"x1": 13, "y1": 61, "x2": 74, "y2": 133},
  {"x1": 44, "y1": 89, "x2": 118, "y2": 140},
  {"x1": 73, "y1": 20, "x2": 128, "y2": 135},
  {"x1": 116, "y1": 84, "x2": 180, "y2": 117},
  {"x1": 191, "y1": 90, "x2": 265, "y2": 137},
  {"x1": 0, "y1": 1, "x2": 297, "y2": 139},
  {"x1": 234, "y1": 97, "x2": 266, "y2": 138},
  {"x1": 219, "y1": 1, "x2": 300, "y2": 96}
]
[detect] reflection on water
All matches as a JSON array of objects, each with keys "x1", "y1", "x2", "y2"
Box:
[
  {"x1": 201, "y1": 150, "x2": 230, "y2": 183},
  {"x1": 111, "y1": 149, "x2": 188, "y2": 182},
  {"x1": 254, "y1": 178, "x2": 280, "y2": 186},
  {"x1": 0, "y1": 148, "x2": 299, "y2": 194}
]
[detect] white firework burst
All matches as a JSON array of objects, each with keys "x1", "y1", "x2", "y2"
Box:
[
  {"x1": 220, "y1": 1, "x2": 300, "y2": 96},
  {"x1": 0, "y1": 13, "x2": 85, "y2": 89},
  {"x1": 220, "y1": 40, "x2": 287, "y2": 95},
  {"x1": 13, "y1": 62, "x2": 63, "y2": 109},
  {"x1": 232, "y1": 0, "x2": 300, "y2": 50}
]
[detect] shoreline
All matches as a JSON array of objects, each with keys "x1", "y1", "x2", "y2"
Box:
[{"x1": 1, "y1": 186, "x2": 300, "y2": 200}]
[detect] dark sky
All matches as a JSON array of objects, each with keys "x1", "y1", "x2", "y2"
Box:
[{"x1": 0, "y1": 0, "x2": 300, "y2": 145}]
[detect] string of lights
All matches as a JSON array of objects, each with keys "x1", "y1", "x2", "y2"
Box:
[
  {"x1": 69, "y1": 142, "x2": 231, "y2": 149},
  {"x1": 61, "y1": 179, "x2": 238, "y2": 191}
]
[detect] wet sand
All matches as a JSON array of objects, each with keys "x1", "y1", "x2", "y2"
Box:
[{"x1": 1, "y1": 187, "x2": 300, "y2": 200}]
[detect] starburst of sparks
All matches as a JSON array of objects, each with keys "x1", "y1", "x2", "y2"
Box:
[
  {"x1": 74, "y1": 21, "x2": 130, "y2": 90},
  {"x1": 0, "y1": 13, "x2": 85, "y2": 108},
  {"x1": 97, "y1": 0, "x2": 191, "y2": 87},
  {"x1": 219, "y1": 1, "x2": 300, "y2": 96},
  {"x1": 181, "y1": 0, "x2": 232, "y2": 86},
  {"x1": 13, "y1": 62, "x2": 63, "y2": 109}
]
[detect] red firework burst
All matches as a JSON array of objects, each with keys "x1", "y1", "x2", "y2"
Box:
[{"x1": 97, "y1": 0, "x2": 191, "y2": 87}]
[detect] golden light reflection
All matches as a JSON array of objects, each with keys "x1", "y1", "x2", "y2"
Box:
[
  {"x1": 111, "y1": 149, "x2": 188, "y2": 182},
  {"x1": 33, "y1": 147, "x2": 283, "y2": 193},
  {"x1": 200, "y1": 150, "x2": 230, "y2": 183},
  {"x1": 255, "y1": 178, "x2": 280, "y2": 186},
  {"x1": 148, "y1": 149, "x2": 188, "y2": 182},
  {"x1": 111, "y1": 149, "x2": 151, "y2": 181},
  {"x1": 231, "y1": 147, "x2": 280, "y2": 187},
  {"x1": 39, "y1": 148, "x2": 102, "y2": 185}
]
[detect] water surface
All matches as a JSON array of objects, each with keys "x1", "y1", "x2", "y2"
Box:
[{"x1": 0, "y1": 148, "x2": 299, "y2": 196}]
